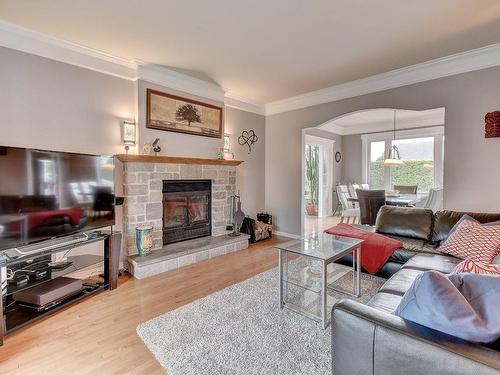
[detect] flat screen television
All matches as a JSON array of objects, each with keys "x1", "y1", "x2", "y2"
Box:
[{"x1": 0, "y1": 146, "x2": 115, "y2": 251}]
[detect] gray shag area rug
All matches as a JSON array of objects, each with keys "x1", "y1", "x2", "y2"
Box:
[{"x1": 137, "y1": 264, "x2": 384, "y2": 375}]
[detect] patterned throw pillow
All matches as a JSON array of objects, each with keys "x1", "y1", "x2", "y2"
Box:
[
  {"x1": 439, "y1": 220, "x2": 500, "y2": 263},
  {"x1": 446, "y1": 214, "x2": 500, "y2": 240},
  {"x1": 453, "y1": 259, "x2": 500, "y2": 275}
]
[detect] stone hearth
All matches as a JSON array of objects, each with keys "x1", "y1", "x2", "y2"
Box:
[
  {"x1": 122, "y1": 161, "x2": 238, "y2": 256},
  {"x1": 128, "y1": 234, "x2": 249, "y2": 279}
]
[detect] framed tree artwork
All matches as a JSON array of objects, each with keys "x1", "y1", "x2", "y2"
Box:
[{"x1": 146, "y1": 89, "x2": 223, "y2": 138}]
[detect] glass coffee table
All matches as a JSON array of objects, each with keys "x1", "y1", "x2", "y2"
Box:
[{"x1": 276, "y1": 233, "x2": 363, "y2": 328}]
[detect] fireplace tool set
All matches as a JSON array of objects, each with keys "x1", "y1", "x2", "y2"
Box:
[{"x1": 228, "y1": 192, "x2": 245, "y2": 236}]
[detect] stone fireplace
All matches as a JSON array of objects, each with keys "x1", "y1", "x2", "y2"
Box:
[
  {"x1": 119, "y1": 156, "x2": 250, "y2": 279},
  {"x1": 162, "y1": 179, "x2": 211, "y2": 244},
  {"x1": 120, "y1": 157, "x2": 240, "y2": 256}
]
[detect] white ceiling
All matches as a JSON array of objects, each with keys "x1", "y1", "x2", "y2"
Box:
[
  {"x1": 1, "y1": 1, "x2": 500, "y2": 104},
  {"x1": 317, "y1": 108, "x2": 445, "y2": 135}
]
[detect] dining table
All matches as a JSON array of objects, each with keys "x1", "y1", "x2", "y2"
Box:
[{"x1": 347, "y1": 193, "x2": 426, "y2": 207}]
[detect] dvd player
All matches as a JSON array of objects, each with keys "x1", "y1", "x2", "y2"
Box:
[{"x1": 13, "y1": 277, "x2": 83, "y2": 309}]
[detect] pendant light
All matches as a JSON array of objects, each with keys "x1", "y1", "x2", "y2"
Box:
[{"x1": 383, "y1": 110, "x2": 404, "y2": 166}]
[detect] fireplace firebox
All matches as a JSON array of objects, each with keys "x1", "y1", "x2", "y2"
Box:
[{"x1": 162, "y1": 180, "x2": 211, "y2": 245}]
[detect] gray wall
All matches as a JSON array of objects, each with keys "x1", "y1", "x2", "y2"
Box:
[
  {"x1": 225, "y1": 107, "x2": 266, "y2": 217},
  {"x1": 341, "y1": 134, "x2": 363, "y2": 183},
  {"x1": 0, "y1": 47, "x2": 135, "y2": 154},
  {"x1": 0, "y1": 47, "x2": 266, "y2": 238},
  {"x1": 266, "y1": 65, "x2": 500, "y2": 235},
  {"x1": 137, "y1": 80, "x2": 266, "y2": 217}
]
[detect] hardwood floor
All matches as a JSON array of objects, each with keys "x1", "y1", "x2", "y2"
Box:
[
  {"x1": 0, "y1": 236, "x2": 288, "y2": 375},
  {"x1": 303, "y1": 215, "x2": 341, "y2": 234}
]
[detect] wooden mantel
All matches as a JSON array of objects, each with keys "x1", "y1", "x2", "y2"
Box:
[{"x1": 115, "y1": 154, "x2": 243, "y2": 166}]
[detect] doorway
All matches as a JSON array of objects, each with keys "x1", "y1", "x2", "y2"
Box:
[{"x1": 303, "y1": 134, "x2": 338, "y2": 234}]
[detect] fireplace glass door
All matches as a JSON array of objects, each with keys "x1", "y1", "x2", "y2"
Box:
[{"x1": 162, "y1": 180, "x2": 211, "y2": 244}]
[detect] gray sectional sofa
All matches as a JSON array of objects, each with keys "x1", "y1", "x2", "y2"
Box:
[{"x1": 332, "y1": 206, "x2": 500, "y2": 375}]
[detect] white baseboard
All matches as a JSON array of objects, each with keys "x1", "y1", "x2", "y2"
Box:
[{"x1": 273, "y1": 231, "x2": 301, "y2": 239}]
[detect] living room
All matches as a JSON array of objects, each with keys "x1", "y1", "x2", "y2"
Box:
[{"x1": 0, "y1": 1, "x2": 499, "y2": 374}]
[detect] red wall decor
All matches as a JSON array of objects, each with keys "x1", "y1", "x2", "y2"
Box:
[{"x1": 485, "y1": 111, "x2": 500, "y2": 138}]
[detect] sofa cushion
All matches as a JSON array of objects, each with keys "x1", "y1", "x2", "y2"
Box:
[
  {"x1": 439, "y1": 220, "x2": 500, "y2": 263},
  {"x1": 395, "y1": 271, "x2": 500, "y2": 343},
  {"x1": 402, "y1": 253, "x2": 461, "y2": 273},
  {"x1": 386, "y1": 234, "x2": 440, "y2": 255},
  {"x1": 379, "y1": 268, "x2": 424, "y2": 296},
  {"x1": 387, "y1": 248, "x2": 416, "y2": 264},
  {"x1": 375, "y1": 206, "x2": 434, "y2": 241},
  {"x1": 367, "y1": 292, "x2": 403, "y2": 313},
  {"x1": 432, "y1": 210, "x2": 500, "y2": 244},
  {"x1": 376, "y1": 262, "x2": 405, "y2": 279}
]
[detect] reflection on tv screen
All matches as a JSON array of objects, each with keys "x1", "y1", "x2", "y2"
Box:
[{"x1": 0, "y1": 147, "x2": 115, "y2": 250}]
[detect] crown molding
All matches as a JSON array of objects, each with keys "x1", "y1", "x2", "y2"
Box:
[
  {"x1": 224, "y1": 92, "x2": 266, "y2": 115},
  {"x1": 265, "y1": 43, "x2": 500, "y2": 116},
  {"x1": 136, "y1": 62, "x2": 225, "y2": 102},
  {"x1": 0, "y1": 20, "x2": 265, "y2": 113},
  {"x1": 0, "y1": 20, "x2": 137, "y2": 80},
  {"x1": 3, "y1": 20, "x2": 500, "y2": 117}
]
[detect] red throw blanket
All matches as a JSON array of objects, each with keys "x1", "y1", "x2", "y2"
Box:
[{"x1": 325, "y1": 224, "x2": 403, "y2": 274}]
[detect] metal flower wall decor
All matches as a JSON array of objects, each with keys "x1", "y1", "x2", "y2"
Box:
[{"x1": 238, "y1": 130, "x2": 258, "y2": 153}]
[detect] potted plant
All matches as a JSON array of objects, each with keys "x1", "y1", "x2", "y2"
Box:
[{"x1": 305, "y1": 145, "x2": 319, "y2": 216}]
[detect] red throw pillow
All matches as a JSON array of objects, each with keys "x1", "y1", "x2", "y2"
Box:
[
  {"x1": 439, "y1": 220, "x2": 500, "y2": 263},
  {"x1": 453, "y1": 259, "x2": 500, "y2": 275}
]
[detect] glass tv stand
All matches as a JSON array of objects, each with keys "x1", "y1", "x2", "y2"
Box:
[{"x1": 0, "y1": 231, "x2": 121, "y2": 345}]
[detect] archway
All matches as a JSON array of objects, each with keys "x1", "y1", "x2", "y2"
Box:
[{"x1": 301, "y1": 107, "x2": 445, "y2": 235}]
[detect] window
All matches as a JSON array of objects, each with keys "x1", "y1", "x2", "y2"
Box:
[
  {"x1": 368, "y1": 141, "x2": 385, "y2": 190},
  {"x1": 391, "y1": 137, "x2": 434, "y2": 192},
  {"x1": 362, "y1": 127, "x2": 443, "y2": 192}
]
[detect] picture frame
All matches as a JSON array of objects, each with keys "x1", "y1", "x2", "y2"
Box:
[{"x1": 146, "y1": 89, "x2": 223, "y2": 138}]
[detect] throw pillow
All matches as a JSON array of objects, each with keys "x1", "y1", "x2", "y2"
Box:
[
  {"x1": 439, "y1": 220, "x2": 500, "y2": 263},
  {"x1": 446, "y1": 214, "x2": 500, "y2": 240},
  {"x1": 453, "y1": 259, "x2": 500, "y2": 275},
  {"x1": 395, "y1": 271, "x2": 500, "y2": 343}
]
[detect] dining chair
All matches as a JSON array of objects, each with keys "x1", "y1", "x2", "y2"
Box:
[
  {"x1": 413, "y1": 188, "x2": 443, "y2": 211},
  {"x1": 349, "y1": 184, "x2": 361, "y2": 198},
  {"x1": 412, "y1": 194, "x2": 429, "y2": 208},
  {"x1": 394, "y1": 185, "x2": 418, "y2": 194},
  {"x1": 336, "y1": 185, "x2": 360, "y2": 224},
  {"x1": 332, "y1": 186, "x2": 343, "y2": 216},
  {"x1": 356, "y1": 189, "x2": 386, "y2": 226},
  {"x1": 426, "y1": 188, "x2": 443, "y2": 211},
  {"x1": 361, "y1": 183, "x2": 370, "y2": 190}
]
